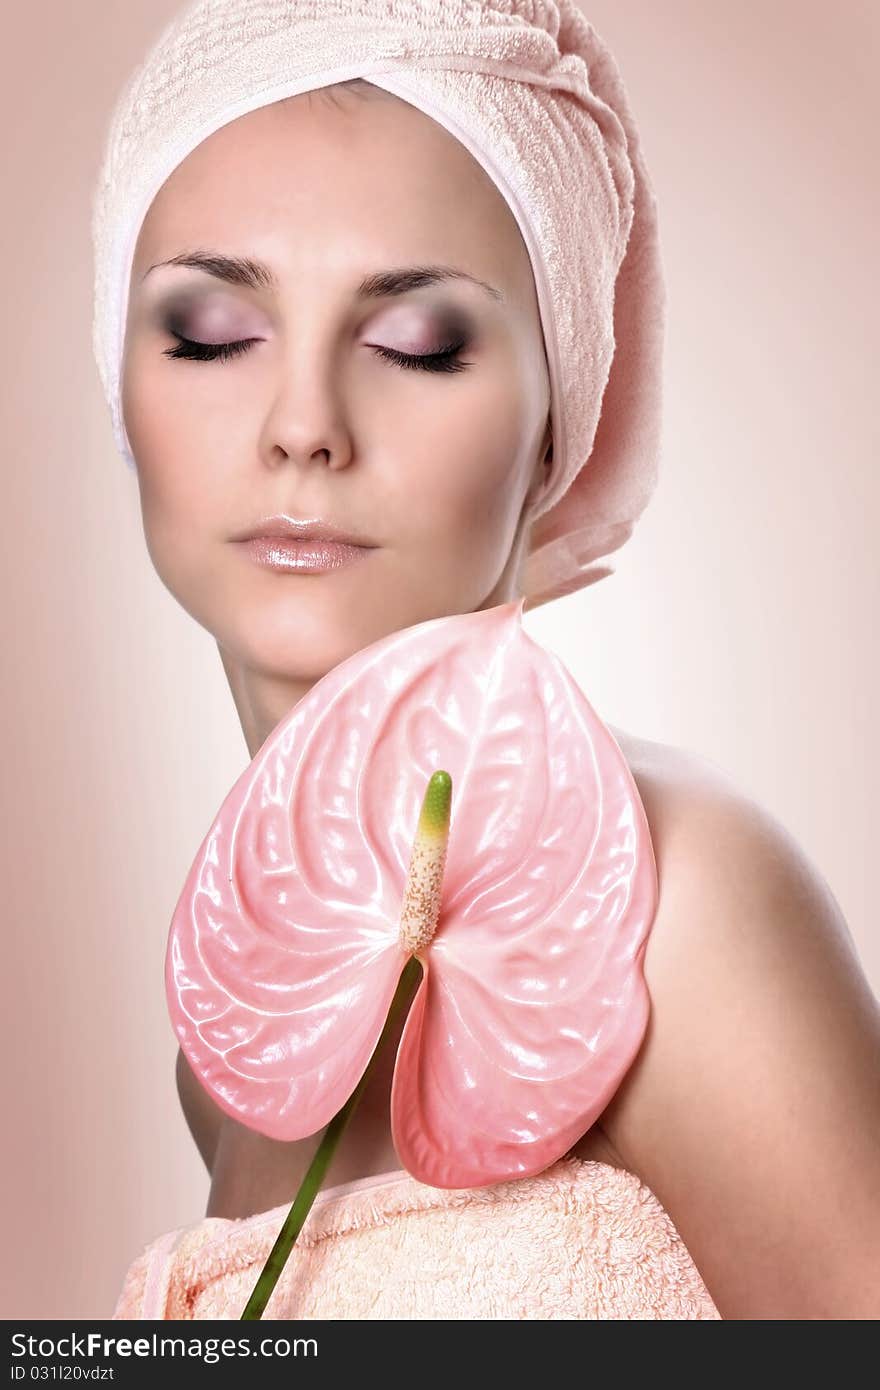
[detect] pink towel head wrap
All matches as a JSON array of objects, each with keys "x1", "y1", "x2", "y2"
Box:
[{"x1": 91, "y1": 0, "x2": 666, "y2": 610}]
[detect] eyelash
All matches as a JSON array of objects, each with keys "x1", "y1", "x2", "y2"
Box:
[{"x1": 161, "y1": 334, "x2": 470, "y2": 374}]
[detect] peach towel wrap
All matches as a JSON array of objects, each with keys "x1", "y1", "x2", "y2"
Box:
[{"x1": 112, "y1": 1156, "x2": 720, "y2": 1320}]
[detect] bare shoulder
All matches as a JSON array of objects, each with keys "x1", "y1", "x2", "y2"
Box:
[
  {"x1": 605, "y1": 721, "x2": 737, "y2": 813},
  {"x1": 596, "y1": 723, "x2": 880, "y2": 1318}
]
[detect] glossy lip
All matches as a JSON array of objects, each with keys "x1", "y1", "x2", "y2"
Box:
[
  {"x1": 240, "y1": 535, "x2": 374, "y2": 573},
  {"x1": 232, "y1": 514, "x2": 377, "y2": 547}
]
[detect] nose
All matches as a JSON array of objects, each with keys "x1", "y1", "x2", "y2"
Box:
[{"x1": 257, "y1": 344, "x2": 355, "y2": 472}]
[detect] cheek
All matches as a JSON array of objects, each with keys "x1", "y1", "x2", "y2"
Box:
[
  {"x1": 391, "y1": 368, "x2": 531, "y2": 543},
  {"x1": 121, "y1": 347, "x2": 231, "y2": 605},
  {"x1": 122, "y1": 344, "x2": 216, "y2": 528}
]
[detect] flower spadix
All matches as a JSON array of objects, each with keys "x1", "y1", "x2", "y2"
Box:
[
  {"x1": 166, "y1": 599, "x2": 658, "y2": 1190},
  {"x1": 398, "y1": 769, "x2": 452, "y2": 955}
]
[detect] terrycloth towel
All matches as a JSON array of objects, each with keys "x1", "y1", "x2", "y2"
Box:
[
  {"x1": 111, "y1": 1156, "x2": 720, "y2": 1320},
  {"x1": 90, "y1": 0, "x2": 666, "y2": 610}
]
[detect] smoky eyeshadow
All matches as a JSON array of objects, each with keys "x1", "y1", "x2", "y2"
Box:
[
  {"x1": 160, "y1": 305, "x2": 189, "y2": 339},
  {"x1": 431, "y1": 306, "x2": 476, "y2": 347},
  {"x1": 146, "y1": 290, "x2": 204, "y2": 336},
  {"x1": 147, "y1": 286, "x2": 479, "y2": 348}
]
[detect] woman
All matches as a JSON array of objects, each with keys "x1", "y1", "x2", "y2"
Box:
[{"x1": 95, "y1": 1, "x2": 880, "y2": 1319}]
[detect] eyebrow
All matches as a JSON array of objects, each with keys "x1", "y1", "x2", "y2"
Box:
[{"x1": 140, "y1": 251, "x2": 505, "y2": 302}]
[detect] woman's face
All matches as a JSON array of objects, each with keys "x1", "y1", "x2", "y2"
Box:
[{"x1": 122, "y1": 84, "x2": 552, "y2": 692}]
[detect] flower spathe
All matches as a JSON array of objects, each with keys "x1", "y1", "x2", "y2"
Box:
[{"x1": 166, "y1": 599, "x2": 658, "y2": 1190}]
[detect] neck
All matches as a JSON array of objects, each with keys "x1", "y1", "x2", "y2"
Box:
[{"x1": 217, "y1": 579, "x2": 527, "y2": 761}]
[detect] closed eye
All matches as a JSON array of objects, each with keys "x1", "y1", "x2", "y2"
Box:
[{"x1": 161, "y1": 334, "x2": 470, "y2": 374}]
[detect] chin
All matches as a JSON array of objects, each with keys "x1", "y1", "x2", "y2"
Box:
[
  {"x1": 220, "y1": 596, "x2": 377, "y2": 679},
  {"x1": 217, "y1": 557, "x2": 473, "y2": 675}
]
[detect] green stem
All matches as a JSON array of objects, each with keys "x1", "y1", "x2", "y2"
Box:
[{"x1": 239, "y1": 952, "x2": 424, "y2": 1320}]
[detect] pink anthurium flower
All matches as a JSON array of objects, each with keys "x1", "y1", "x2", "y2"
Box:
[{"x1": 167, "y1": 598, "x2": 657, "y2": 1199}]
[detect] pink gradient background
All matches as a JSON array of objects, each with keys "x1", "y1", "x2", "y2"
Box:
[{"x1": 2, "y1": 1, "x2": 877, "y2": 1320}]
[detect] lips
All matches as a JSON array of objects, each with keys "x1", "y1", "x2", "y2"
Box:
[
  {"x1": 233, "y1": 515, "x2": 376, "y2": 547},
  {"x1": 234, "y1": 517, "x2": 377, "y2": 575}
]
